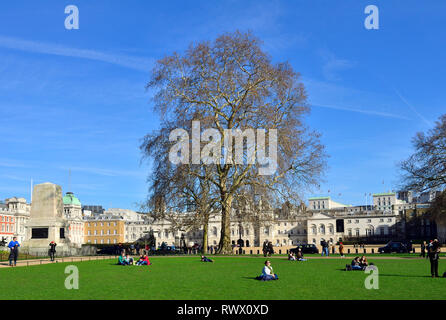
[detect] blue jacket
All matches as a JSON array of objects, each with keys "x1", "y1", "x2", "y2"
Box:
[{"x1": 8, "y1": 241, "x2": 20, "y2": 249}]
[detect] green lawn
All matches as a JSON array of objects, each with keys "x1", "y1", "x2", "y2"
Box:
[{"x1": 0, "y1": 256, "x2": 445, "y2": 300}]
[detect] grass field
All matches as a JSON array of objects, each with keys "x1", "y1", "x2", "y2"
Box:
[{"x1": 0, "y1": 256, "x2": 445, "y2": 300}]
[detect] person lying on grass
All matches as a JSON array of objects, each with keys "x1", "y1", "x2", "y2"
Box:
[
  {"x1": 136, "y1": 254, "x2": 151, "y2": 266},
  {"x1": 200, "y1": 255, "x2": 214, "y2": 262},
  {"x1": 256, "y1": 260, "x2": 278, "y2": 281}
]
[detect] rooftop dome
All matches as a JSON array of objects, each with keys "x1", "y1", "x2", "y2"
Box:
[{"x1": 63, "y1": 192, "x2": 81, "y2": 206}]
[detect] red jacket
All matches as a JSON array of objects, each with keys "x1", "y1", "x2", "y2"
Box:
[{"x1": 139, "y1": 256, "x2": 149, "y2": 263}]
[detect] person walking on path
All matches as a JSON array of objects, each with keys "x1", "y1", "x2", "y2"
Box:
[
  {"x1": 420, "y1": 241, "x2": 427, "y2": 258},
  {"x1": 262, "y1": 240, "x2": 268, "y2": 257},
  {"x1": 428, "y1": 239, "x2": 441, "y2": 278},
  {"x1": 267, "y1": 241, "x2": 274, "y2": 257},
  {"x1": 321, "y1": 240, "x2": 329, "y2": 256},
  {"x1": 8, "y1": 237, "x2": 20, "y2": 267},
  {"x1": 49, "y1": 241, "x2": 57, "y2": 262},
  {"x1": 339, "y1": 242, "x2": 345, "y2": 258}
]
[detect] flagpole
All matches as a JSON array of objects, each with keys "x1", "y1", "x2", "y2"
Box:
[{"x1": 30, "y1": 178, "x2": 33, "y2": 203}]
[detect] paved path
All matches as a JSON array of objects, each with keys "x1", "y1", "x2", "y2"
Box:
[{"x1": 0, "y1": 255, "x2": 117, "y2": 268}]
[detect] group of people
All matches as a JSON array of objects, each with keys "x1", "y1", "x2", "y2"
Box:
[
  {"x1": 346, "y1": 255, "x2": 371, "y2": 271},
  {"x1": 117, "y1": 252, "x2": 151, "y2": 266},
  {"x1": 4, "y1": 235, "x2": 444, "y2": 280},
  {"x1": 262, "y1": 240, "x2": 275, "y2": 257},
  {"x1": 288, "y1": 249, "x2": 307, "y2": 261}
]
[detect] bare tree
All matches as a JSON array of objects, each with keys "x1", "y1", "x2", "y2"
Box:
[
  {"x1": 400, "y1": 114, "x2": 446, "y2": 192},
  {"x1": 141, "y1": 127, "x2": 219, "y2": 253},
  {"x1": 142, "y1": 31, "x2": 326, "y2": 254}
]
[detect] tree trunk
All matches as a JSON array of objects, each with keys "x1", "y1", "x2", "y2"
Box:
[
  {"x1": 202, "y1": 217, "x2": 209, "y2": 254},
  {"x1": 436, "y1": 219, "x2": 446, "y2": 244},
  {"x1": 217, "y1": 195, "x2": 233, "y2": 254}
]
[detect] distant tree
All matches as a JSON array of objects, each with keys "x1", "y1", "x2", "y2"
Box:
[
  {"x1": 400, "y1": 114, "x2": 446, "y2": 192},
  {"x1": 426, "y1": 191, "x2": 446, "y2": 242},
  {"x1": 400, "y1": 114, "x2": 446, "y2": 241},
  {"x1": 426, "y1": 191, "x2": 446, "y2": 223},
  {"x1": 142, "y1": 31, "x2": 326, "y2": 254}
]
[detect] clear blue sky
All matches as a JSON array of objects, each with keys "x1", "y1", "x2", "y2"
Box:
[{"x1": 0, "y1": 0, "x2": 444, "y2": 209}]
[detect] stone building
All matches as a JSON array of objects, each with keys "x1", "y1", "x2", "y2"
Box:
[
  {"x1": 63, "y1": 192, "x2": 85, "y2": 247},
  {"x1": 83, "y1": 216, "x2": 125, "y2": 245},
  {"x1": 2, "y1": 197, "x2": 30, "y2": 243}
]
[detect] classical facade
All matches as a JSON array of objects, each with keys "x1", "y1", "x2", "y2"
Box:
[
  {"x1": 1, "y1": 197, "x2": 30, "y2": 243},
  {"x1": 83, "y1": 210, "x2": 127, "y2": 244},
  {"x1": 1, "y1": 188, "x2": 440, "y2": 249},
  {"x1": 63, "y1": 192, "x2": 85, "y2": 247}
]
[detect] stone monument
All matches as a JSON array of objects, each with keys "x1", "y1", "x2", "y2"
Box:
[{"x1": 23, "y1": 182, "x2": 72, "y2": 255}]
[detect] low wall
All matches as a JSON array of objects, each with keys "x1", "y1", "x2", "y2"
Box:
[{"x1": 230, "y1": 244, "x2": 425, "y2": 255}]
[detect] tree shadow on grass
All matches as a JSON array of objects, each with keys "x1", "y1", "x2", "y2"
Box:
[
  {"x1": 241, "y1": 276, "x2": 260, "y2": 280},
  {"x1": 379, "y1": 274, "x2": 438, "y2": 278}
]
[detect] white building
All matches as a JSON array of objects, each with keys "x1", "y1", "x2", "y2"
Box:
[
  {"x1": 2, "y1": 197, "x2": 30, "y2": 243},
  {"x1": 308, "y1": 197, "x2": 349, "y2": 211},
  {"x1": 373, "y1": 192, "x2": 405, "y2": 212}
]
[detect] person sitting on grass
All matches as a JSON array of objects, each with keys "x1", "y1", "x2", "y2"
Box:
[
  {"x1": 125, "y1": 254, "x2": 134, "y2": 265},
  {"x1": 118, "y1": 253, "x2": 127, "y2": 265},
  {"x1": 288, "y1": 252, "x2": 296, "y2": 261},
  {"x1": 359, "y1": 256, "x2": 369, "y2": 268},
  {"x1": 200, "y1": 255, "x2": 214, "y2": 262},
  {"x1": 136, "y1": 253, "x2": 151, "y2": 266},
  {"x1": 296, "y1": 248, "x2": 307, "y2": 261},
  {"x1": 256, "y1": 260, "x2": 278, "y2": 281},
  {"x1": 351, "y1": 256, "x2": 363, "y2": 270}
]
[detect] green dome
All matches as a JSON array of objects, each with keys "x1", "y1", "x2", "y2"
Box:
[{"x1": 63, "y1": 192, "x2": 81, "y2": 206}]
